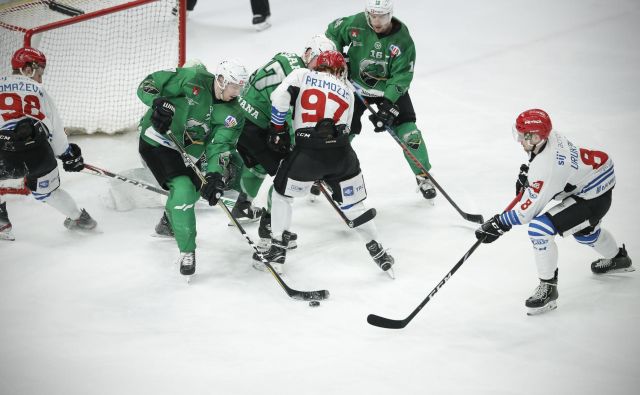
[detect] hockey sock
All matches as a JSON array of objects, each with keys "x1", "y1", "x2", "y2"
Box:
[
  {"x1": 43, "y1": 188, "x2": 81, "y2": 220},
  {"x1": 166, "y1": 175, "x2": 199, "y2": 252},
  {"x1": 395, "y1": 122, "x2": 432, "y2": 175},
  {"x1": 271, "y1": 190, "x2": 293, "y2": 240},
  {"x1": 238, "y1": 165, "x2": 266, "y2": 200},
  {"x1": 581, "y1": 228, "x2": 619, "y2": 259}
]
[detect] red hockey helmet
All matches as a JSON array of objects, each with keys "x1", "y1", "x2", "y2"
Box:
[
  {"x1": 313, "y1": 50, "x2": 346, "y2": 75},
  {"x1": 514, "y1": 108, "x2": 552, "y2": 141},
  {"x1": 11, "y1": 47, "x2": 47, "y2": 70}
]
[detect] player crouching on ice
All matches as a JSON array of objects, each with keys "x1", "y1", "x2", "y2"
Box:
[
  {"x1": 0, "y1": 47, "x2": 96, "y2": 241},
  {"x1": 137, "y1": 60, "x2": 250, "y2": 277},
  {"x1": 475, "y1": 109, "x2": 633, "y2": 315},
  {"x1": 255, "y1": 50, "x2": 394, "y2": 276}
]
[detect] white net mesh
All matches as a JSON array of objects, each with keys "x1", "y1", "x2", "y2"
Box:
[{"x1": 0, "y1": 0, "x2": 183, "y2": 134}]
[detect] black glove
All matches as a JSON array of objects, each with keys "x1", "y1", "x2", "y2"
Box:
[
  {"x1": 475, "y1": 214, "x2": 512, "y2": 244},
  {"x1": 200, "y1": 172, "x2": 225, "y2": 206},
  {"x1": 267, "y1": 123, "x2": 291, "y2": 154},
  {"x1": 368, "y1": 98, "x2": 399, "y2": 132},
  {"x1": 515, "y1": 164, "x2": 529, "y2": 195},
  {"x1": 150, "y1": 97, "x2": 175, "y2": 134},
  {"x1": 58, "y1": 143, "x2": 84, "y2": 172}
]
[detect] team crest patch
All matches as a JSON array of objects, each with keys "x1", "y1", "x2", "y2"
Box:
[
  {"x1": 389, "y1": 44, "x2": 401, "y2": 57},
  {"x1": 39, "y1": 180, "x2": 49, "y2": 188},
  {"x1": 224, "y1": 115, "x2": 238, "y2": 128},
  {"x1": 192, "y1": 86, "x2": 200, "y2": 96},
  {"x1": 531, "y1": 180, "x2": 544, "y2": 193},
  {"x1": 350, "y1": 28, "x2": 359, "y2": 38},
  {"x1": 343, "y1": 186, "x2": 354, "y2": 196}
]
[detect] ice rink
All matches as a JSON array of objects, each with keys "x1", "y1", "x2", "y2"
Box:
[{"x1": 1, "y1": 1, "x2": 639, "y2": 394}]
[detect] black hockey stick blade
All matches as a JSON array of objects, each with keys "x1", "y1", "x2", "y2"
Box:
[
  {"x1": 348, "y1": 208, "x2": 377, "y2": 228},
  {"x1": 46, "y1": 0, "x2": 84, "y2": 16},
  {"x1": 367, "y1": 314, "x2": 408, "y2": 329},
  {"x1": 463, "y1": 213, "x2": 484, "y2": 224}
]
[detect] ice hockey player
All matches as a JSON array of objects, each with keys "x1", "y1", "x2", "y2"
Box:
[
  {"x1": 254, "y1": 50, "x2": 394, "y2": 276},
  {"x1": 0, "y1": 47, "x2": 97, "y2": 241},
  {"x1": 137, "y1": 59, "x2": 251, "y2": 277},
  {"x1": 235, "y1": 34, "x2": 336, "y2": 249},
  {"x1": 324, "y1": 0, "x2": 436, "y2": 202},
  {"x1": 475, "y1": 109, "x2": 633, "y2": 315}
]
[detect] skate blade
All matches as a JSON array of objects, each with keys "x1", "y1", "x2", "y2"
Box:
[
  {"x1": 384, "y1": 267, "x2": 396, "y2": 280},
  {"x1": 183, "y1": 274, "x2": 195, "y2": 284},
  {"x1": 252, "y1": 260, "x2": 283, "y2": 275},
  {"x1": 598, "y1": 266, "x2": 636, "y2": 274},
  {"x1": 227, "y1": 217, "x2": 260, "y2": 226},
  {"x1": 0, "y1": 231, "x2": 15, "y2": 241},
  {"x1": 427, "y1": 198, "x2": 436, "y2": 206},
  {"x1": 254, "y1": 21, "x2": 271, "y2": 31},
  {"x1": 151, "y1": 233, "x2": 174, "y2": 239},
  {"x1": 527, "y1": 300, "x2": 557, "y2": 316}
]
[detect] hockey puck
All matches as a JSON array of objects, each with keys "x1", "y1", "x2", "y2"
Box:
[{"x1": 308, "y1": 300, "x2": 321, "y2": 307}]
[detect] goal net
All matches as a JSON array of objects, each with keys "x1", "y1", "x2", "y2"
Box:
[{"x1": 0, "y1": 0, "x2": 185, "y2": 195}]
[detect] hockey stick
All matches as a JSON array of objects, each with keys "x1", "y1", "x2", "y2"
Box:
[
  {"x1": 316, "y1": 182, "x2": 376, "y2": 228},
  {"x1": 353, "y1": 89, "x2": 484, "y2": 225},
  {"x1": 367, "y1": 193, "x2": 522, "y2": 329},
  {"x1": 164, "y1": 131, "x2": 329, "y2": 301},
  {"x1": 81, "y1": 163, "x2": 236, "y2": 208},
  {"x1": 83, "y1": 163, "x2": 169, "y2": 196}
]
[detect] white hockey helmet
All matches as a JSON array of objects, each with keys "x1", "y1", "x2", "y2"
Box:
[
  {"x1": 365, "y1": 0, "x2": 393, "y2": 31},
  {"x1": 214, "y1": 59, "x2": 249, "y2": 91},
  {"x1": 302, "y1": 34, "x2": 337, "y2": 66},
  {"x1": 365, "y1": 0, "x2": 393, "y2": 15}
]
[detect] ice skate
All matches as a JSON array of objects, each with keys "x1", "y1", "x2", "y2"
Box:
[
  {"x1": 416, "y1": 174, "x2": 436, "y2": 204},
  {"x1": 252, "y1": 14, "x2": 271, "y2": 31},
  {"x1": 229, "y1": 194, "x2": 261, "y2": 225},
  {"x1": 591, "y1": 244, "x2": 634, "y2": 274},
  {"x1": 257, "y1": 208, "x2": 297, "y2": 251},
  {"x1": 253, "y1": 237, "x2": 287, "y2": 275},
  {"x1": 177, "y1": 251, "x2": 196, "y2": 280},
  {"x1": 0, "y1": 202, "x2": 15, "y2": 241},
  {"x1": 153, "y1": 211, "x2": 174, "y2": 238},
  {"x1": 63, "y1": 208, "x2": 97, "y2": 231},
  {"x1": 525, "y1": 270, "x2": 558, "y2": 316},
  {"x1": 366, "y1": 240, "x2": 395, "y2": 279}
]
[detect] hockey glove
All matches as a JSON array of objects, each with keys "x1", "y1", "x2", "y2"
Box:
[
  {"x1": 368, "y1": 98, "x2": 399, "y2": 132},
  {"x1": 58, "y1": 143, "x2": 84, "y2": 172},
  {"x1": 515, "y1": 164, "x2": 529, "y2": 195},
  {"x1": 200, "y1": 172, "x2": 225, "y2": 206},
  {"x1": 267, "y1": 123, "x2": 291, "y2": 154},
  {"x1": 475, "y1": 214, "x2": 512, "y2": 244},
  {"x1": 150, "y1": 97, "x2": 176, "y2": 134}
]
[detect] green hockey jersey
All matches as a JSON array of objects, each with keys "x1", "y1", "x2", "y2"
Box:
[
  {"x1": 237, "y1": 52, "x2": 306, "y2": 129},
  {"x1": 137, "y1": 66, "x2": 245, "y2": 175},
  {"x1": 325, "y1": 12, "x2": 415, "y2": 103}
]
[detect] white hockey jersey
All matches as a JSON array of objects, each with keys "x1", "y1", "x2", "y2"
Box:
[
  {"x1": 504, "y1": 130, "x2": 615, "y2": 226},
  {"x1": 0, "y1": 74, "x2": 69, "y2": 156},
  {"x1": 270, "y1": 68, "x2": 354, "y2": 132}
]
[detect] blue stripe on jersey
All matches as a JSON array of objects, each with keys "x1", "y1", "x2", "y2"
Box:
[
  {"x1": 574, "y1": 228, "x2": 601, "y2": 245},
  {"x1": 580, "y1": 166, "x2": 614, "y2": 194},
  {"x1": 499, "y1": 210, "x2": 521, "y2": 227},
  {"x1": 270, "y1": 106, "x2": 288, "y2": 126}
]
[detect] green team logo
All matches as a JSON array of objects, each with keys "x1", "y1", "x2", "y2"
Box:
[{"x1": 359, "y1": 59, "x2": 388, "y2": 85}]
